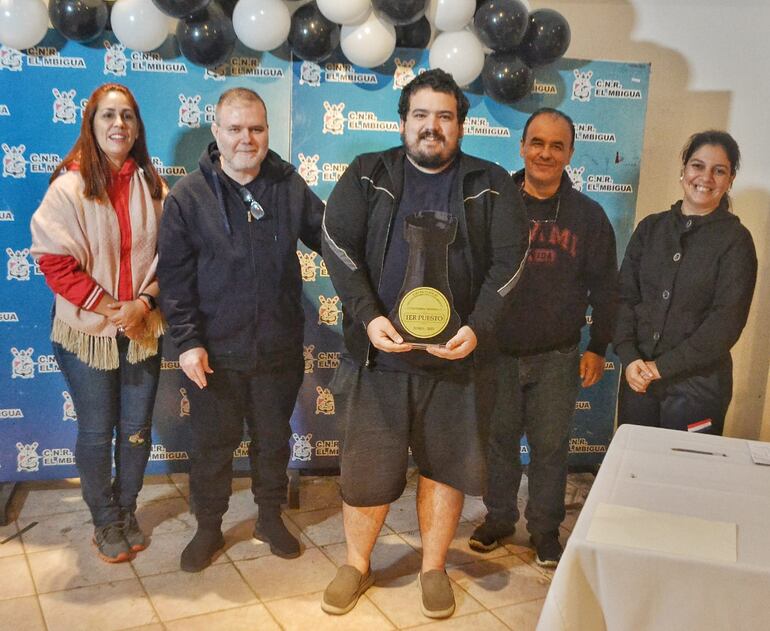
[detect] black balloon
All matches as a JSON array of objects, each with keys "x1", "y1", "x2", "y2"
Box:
[
  {"x1": 518, "y1": 9, "x2": 571, "y2": 67},
  {"x1": 287, "y1": 3, "x2": 340, "y2": 63},
  {"x1": 372, "y1": 0, "x2": 427, "y2": 26},
  {"x1": 481, "y1": 52, "x2": 534, "y2": 104},
  {"x1": 176, "y1": 3, "x2": 235, "y2": 68},
  {"x1": 395, "y1": 16, "x2": 431, "y2": 49},
  {"x1": 218, "y1": 0, "x2": 238, "y2": 19},
  {"x1": 153, "y1": 0, "x2": 210, "y2": 19},
  {"x1": 474, "y1": 0, "x2": 528, "y2": 52},
  {"x1": 105, "y1": 0, "x2": 114, "y2": 32},
  {"x1": 49, "y1": 0, "x2": 109, "y2": 43}
]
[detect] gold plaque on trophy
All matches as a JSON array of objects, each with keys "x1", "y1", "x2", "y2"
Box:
[{"x1": 397, "y1": 286, "x2": 451, "y2": 339}]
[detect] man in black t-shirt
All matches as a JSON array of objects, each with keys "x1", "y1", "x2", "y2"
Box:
[
  {"x1": 468, "y1": 108, "x2": 618, "y2": 567},
  {"x1": 321, "y1": 69, "x2": 528, "y2": 618}
]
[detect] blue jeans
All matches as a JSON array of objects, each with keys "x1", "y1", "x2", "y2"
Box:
[
  {"x1": 54, "y1": 338, "x2": 161, "y2": 527},
  {"x1": 484, "y1": 346, "x2": 580, "y2": 534}
]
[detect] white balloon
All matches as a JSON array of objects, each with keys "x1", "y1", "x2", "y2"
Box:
[
  {"x1": 426, "y1": 0, "x2": 475, "y2": 32},
  {"x1": 317, "y1": 0, "x2": 371, "y2": 26},
  {"x1": 428, "y1": 29, "x2": 484, "y2": 87},
  {"x1": 340, "y1": 11, "x2": 396, "y2": 69},
  {"x1": 233, "y1": 0, "x2": 291, "y2": 51},
  {"x1": 111, "y1": 0, "x2": 172, "y2": 52},
  {"x1": 0, "y1": 0, "x2": 48, "y2": 50}
]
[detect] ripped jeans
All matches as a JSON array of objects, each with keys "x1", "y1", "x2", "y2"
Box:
[{"x1": 53, "y1": 337, "x2": 161, "y2": 527}]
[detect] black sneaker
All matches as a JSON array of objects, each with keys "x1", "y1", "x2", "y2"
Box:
[
  {"x1": 180, "y1": 528, "x2": 225, "y2": 572},
  {"x1": 530, "y1": 531, "x2": 563, "y2": 567},
  {"x1": 120, "y1": 509, "x2": 146, "y2": 552},
  {"x1": 468, "y1": 521, "x2": 515, "y2": 552},
  {"x1": 253, "y1": 509, "x2": 300, "y2": 559},
  {"x1": 93, "y1": 522, "x2": 131, "y2": 563}
]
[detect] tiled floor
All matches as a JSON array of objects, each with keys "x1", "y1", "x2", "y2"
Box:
[{"x1": 0, "y1": 470, "x2": 594, "y2": 631}]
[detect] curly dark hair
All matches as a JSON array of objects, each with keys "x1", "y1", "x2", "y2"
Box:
[{"x1": 397, "y1": 68, "x2": 470, "y2": 125}]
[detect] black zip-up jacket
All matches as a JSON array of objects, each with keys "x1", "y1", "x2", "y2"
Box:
[
  {"x1": 157, "y1": 143, "x2": 324, "y2": 369},
  {"x1": 498, "y1": 170, "x2": 618, "y2": 357},
  {"x1": 322, "y1": 146, "x2": 529, "y2": 366},
  {"x1": 614, "y1": 199, "x2": 757, "y2": 379}
]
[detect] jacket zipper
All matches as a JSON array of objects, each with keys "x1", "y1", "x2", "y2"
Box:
[
  {"x1": 247, "y1": 207, "x2": 259, "y2": 356},
  {"x1": 366, "y1": 192, "x2": 397, "y2": 368}
]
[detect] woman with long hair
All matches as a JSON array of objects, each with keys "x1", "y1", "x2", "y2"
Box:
[
  {"x1": 614, "y1": 130, "x2": 757, "y2": 435},
  {"x1": 30, "y1": 83, "x2": 165, "y2": 562}
]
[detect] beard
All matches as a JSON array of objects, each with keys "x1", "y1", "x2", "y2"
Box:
[{"x1": 401, "y1": 130, "x2": 460, "y2": 170}]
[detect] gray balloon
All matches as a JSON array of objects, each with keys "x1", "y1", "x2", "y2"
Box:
[
  {"x1": 474, "y1": 0, "x2": 529, "y2": 53},
  {"x1": 176, "y1": 2, "x2": 235, "y2": 68},
  {"x1": 372, "y1": 0, "x2": 427, "y2": 26},
  {"x1": 482, "y1": 52, "x2": 534, "y2": 104},
  {"x1": 152, "y1": 0, "x2": 211, "y2": 19},
  {"x1": 49, "y1": 0, "x2": 109, "y2": 42}
]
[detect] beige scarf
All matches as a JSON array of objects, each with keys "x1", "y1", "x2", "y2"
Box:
[{"x1": 30, "y1": 169, "x2": 164, "y2": 369}]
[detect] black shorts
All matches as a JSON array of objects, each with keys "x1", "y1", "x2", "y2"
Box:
[{"x1": 331, "y1": 360, "x2": 488, "y2": 506}]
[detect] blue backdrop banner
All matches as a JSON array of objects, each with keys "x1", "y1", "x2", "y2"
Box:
[
  {"x1": 1, "y1": 33, "x2": 649, "y2": 481},
  {"x1": 1, "y1": 31, "x2": 292, "y2": 479}
]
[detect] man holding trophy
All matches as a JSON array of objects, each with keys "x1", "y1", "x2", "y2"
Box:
[{"x1": 321, "y1": 69, "x2": 529, "y2": 619}]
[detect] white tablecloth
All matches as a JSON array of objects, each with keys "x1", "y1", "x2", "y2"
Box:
[{"x1": 537, "y1": 424, "x2": 770, "y2": 631}]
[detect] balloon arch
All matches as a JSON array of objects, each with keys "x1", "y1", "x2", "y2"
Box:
[{"x1": 0, "y1": 0, "x2": 571, "y2": 105}]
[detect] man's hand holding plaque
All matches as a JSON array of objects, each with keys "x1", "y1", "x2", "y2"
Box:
[
  {"x1": 367, "y1": 315, "x2": 476, "y2": 360},
  {"x1": 366, "y1": 316, "x2": 413, "y2": 353},
  {"x1": 425, "y1": 325, "x2": 477, "y2": 360}
]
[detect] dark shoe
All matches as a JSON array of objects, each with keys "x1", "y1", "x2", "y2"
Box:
[
  {"x1": 254, "y1": 508, "x2": 300, "y2": 559},
  {"x1": 530, "y1": 531, "x2": 563, "y2": 567},
  {"x1": 468, "y1": 520, "x2": 515, "y2": 552},
  {"x1": 93, "y1": 522, "x2": 131, "y2": 563},
  {"x1": 419, "y1": 570, "x2": 456, "y2": 619},
  {"x1": 120, "y1": 509, "x2": 146, "y2": 552},
  {"x1": 180, "y1": 528, "x2": 225, "y2": 572},
  {"x1": 322, "y1": 565, "x2": 374, "y2": 615}
]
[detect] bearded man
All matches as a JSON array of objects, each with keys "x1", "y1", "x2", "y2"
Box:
[{"x1": 320, "y1": 69, "x2": 529, "y2": 618}]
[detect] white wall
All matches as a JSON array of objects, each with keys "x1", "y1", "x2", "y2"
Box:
[{"x1": 533, "y1": 0, "x2": 769, "y2": 439}]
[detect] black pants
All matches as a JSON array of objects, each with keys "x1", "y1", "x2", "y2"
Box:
[
  {"x1": 618, "y1": 358, "x2": 733, "y2": 435},
  {"x1": 186, "y1": 362, "x2": 303, "y2": 526}
]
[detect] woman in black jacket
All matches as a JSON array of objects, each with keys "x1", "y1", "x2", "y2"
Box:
[{"x1": 614, "y1": 131, "x2": 757, "y2": 434}]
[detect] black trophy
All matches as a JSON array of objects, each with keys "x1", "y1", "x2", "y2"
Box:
[{"x1": 389, "y1": 211, "x2": 462, "y2": 348}]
